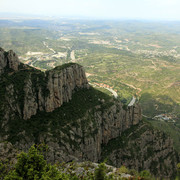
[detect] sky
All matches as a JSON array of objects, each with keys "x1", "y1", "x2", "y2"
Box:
[{"x1": 0, "y1": 0, "x2": 180, "y2": 20}]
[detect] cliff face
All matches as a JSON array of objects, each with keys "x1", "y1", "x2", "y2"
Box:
[
  {"x1": 0, "y1": 48, "x2": 179, "y2": 178},
  {"x1": 0, "y1": 48, "x2": 20, "y2": 75},
  {"x1": 35, "y1": 103, "x2": 142, "y2": 164},
  {"x1": 101, "y1": 122, "x2": 179, "y2": 178},
  {"x1": 22, "y1": 64, "x2": 89, "y2": 120},
  {"x1": 44, "y1": 66, "x2": 89, "y2": 113},
  {"x1": 0, "y1": 48, "x2": 89, "y2": 121}
]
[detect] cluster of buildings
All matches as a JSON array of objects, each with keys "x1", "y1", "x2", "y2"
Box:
[
  {"x1": 93, "y1": 82, "x2": 115, "y2": 90},
  {"x1": 153, "y1": 114, "x2": 176, "y2": 122}
]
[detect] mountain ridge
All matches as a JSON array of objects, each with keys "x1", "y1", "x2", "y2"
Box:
[{"x1": 0, "y1": 48, "x2": 179, "y2": 178}]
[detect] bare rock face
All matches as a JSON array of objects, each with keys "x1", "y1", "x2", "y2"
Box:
[
  {"x1": 0, "y1": 48, "x2": 6, "y2": 74},
  {"x1": 21, "y1": 64, "x2": 89, "y2": 120},
  {"x1": 79, "y1": 103, "x2": 142, "y2": 162},
  {"x1": 13, "y1": 102, "x2": 142, "y2": 164},
  {"x1": 0, "y1": 48, "x2": 19, "y2": 75},
  {"x1": 0, "y1": 48, "x2": 89, "y2": 120},
  {"x1": 7, "y1": 50, "x2": 20, "y2": 71},
  {"x1": 44, "y1": 65, "x2": 89, "y2": 113},
  {"x1": 0, "y1": 142, "x2": 19, "y2": 164},
  {"x1": 23, "y1": 77, "x2": 38, "y2": 120},
  {"x1": 103, "y1": 123, "x2": 179, "y2": 179},
  {"x1": 5, "y1": 84, "x2": 22, "y2": 121}
]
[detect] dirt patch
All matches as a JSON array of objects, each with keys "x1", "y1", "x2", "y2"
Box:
[{"x1": 148, "y1": 44, "x2": 162, "y2": 48}]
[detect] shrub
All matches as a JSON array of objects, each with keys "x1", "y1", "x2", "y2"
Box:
[
  {"x1": 94, "y1": 163, "x2": 107, "y2": 180},
  {"x1": 118, "y1": 165, "x2": 129, "y2": 174},
  {"x1": 5, "y1": 145, "x2": 46, "y2": 180},
  {"x1": 139, "y1": 170, "x2": 152, "y2": 179},
  {"x1": 176, "y1": 163, "x2": 180, "y2": 180},
  {"x1": 4, "y1": 145, "x2": 68, "y2": 180}
]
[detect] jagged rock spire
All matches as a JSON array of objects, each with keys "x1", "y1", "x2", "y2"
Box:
[{"x1": 0, "y1": 48, "x2": 20, "y2": 75}]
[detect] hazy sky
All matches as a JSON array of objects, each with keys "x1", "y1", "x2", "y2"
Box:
[{"x1": 0, "y1": 0, "x2": 180, "y2": 20}]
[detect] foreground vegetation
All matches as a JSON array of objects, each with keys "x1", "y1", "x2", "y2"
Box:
[{"x1": 2, "y1": 144, "x2": 179, "y2": 180}]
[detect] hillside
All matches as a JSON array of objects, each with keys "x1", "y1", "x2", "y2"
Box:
[{"x1": 0, "y1": 48, "x2": 179, "y2": 179}]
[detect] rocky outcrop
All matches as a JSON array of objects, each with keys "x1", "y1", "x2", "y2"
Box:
[
  {"x1": 44, "y1": 65, "x2": 89, "y2": 113},
  {"x1": 0, "y1": 48, "x2": 20, "y2": 75},
  {"x1": 12, "y1": 101, "x2": 142, "y2": 163},
  {"x1": 0, "y1": 142, "x2": 19, "y2": 164},
  {"x1": 0, "y1": 49, "x2": 89, "y2": 120},
  {"x1": 22, "y1": 64, "x2": 89, "y2": 120}
]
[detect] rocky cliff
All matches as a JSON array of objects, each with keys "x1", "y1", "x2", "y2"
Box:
[
  {"x1": 34, "y1": 102, "x2": 142, "y2": 163},
  {"x1": 0, "y1": 48, "x2": 179, "y2": 178},
  {"x1": 0, "y1": 48, "x2": 20, "y2": 75},
  {"x1": 0, "y1": 48, "x2": 89, "y2": 121},
  {"x1": 101, "y1": 122, "x2": 179, "y2": 178}
]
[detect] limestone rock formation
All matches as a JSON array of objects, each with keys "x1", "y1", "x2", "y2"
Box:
[
  {"x1": 102, "y1": 123, "x2": 179, "y2": 178},
  {"x1": 22, "y1": 64, "x2": 89, "y2": 119},
  {"x1": 0, "y1": 48, "x2": 20, "y2": 75},
  {"x1": 44, "y1": 65, "x2": 89, "y2": 113},
  {"x1": 0, "y1": 49, "x2": 89, "y2": 120},
  {"x1": 0, "y1": 142, "x2": 18, "y2": 164}
]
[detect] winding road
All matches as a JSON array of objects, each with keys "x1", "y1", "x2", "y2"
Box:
[
  {"x1": 105, "y1": 87, "x2": 118, "y2": 99},
  {"x1": 89, "y1": 82, "x2": 118, "y2": 99}
]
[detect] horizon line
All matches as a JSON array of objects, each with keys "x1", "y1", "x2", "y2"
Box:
[{"x1": 0, "y1": 12, "x2": 180, "y2": 22}]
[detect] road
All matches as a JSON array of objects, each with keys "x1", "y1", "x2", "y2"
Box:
[
  {"x1": 89, "y1": 82, "x2": 118, "y2": 99},
  {"x1": 70, "y1": 50, "x2": 75, "y2": 62},
  {"x1": 105, "y1": 87, "x2": 118, "y2": 99},
  {"x1": 43, "y1": 41, "x2": 56, "y2": 53},
  {"x1": 128, "y1": 96, "x2": 136, "y2": 106}
]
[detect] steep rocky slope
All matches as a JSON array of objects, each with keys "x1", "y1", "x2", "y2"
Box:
[
  {"x1": 101, "y1": 122, "x2": 179, "y2": 178},
  {"x1": 0, "y1": 48, "x2": 179, "y2": 178}
]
